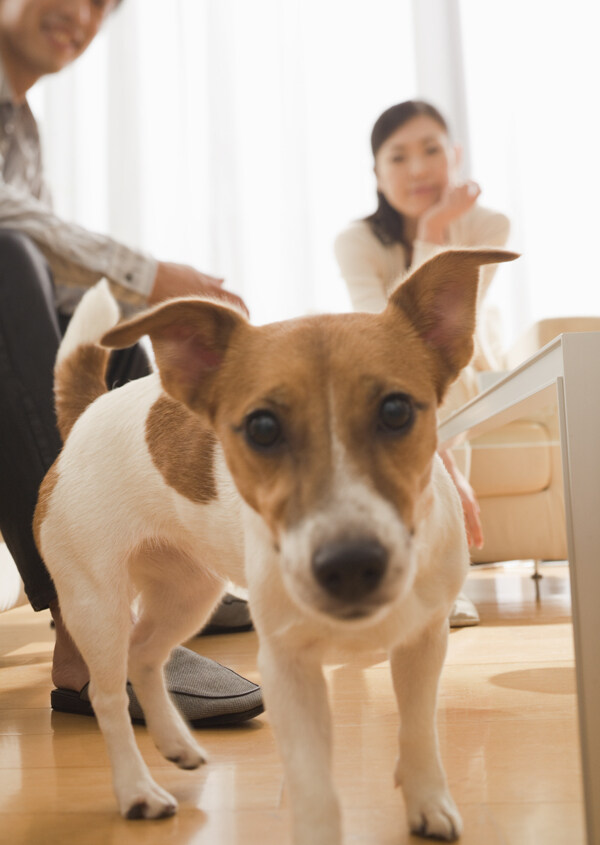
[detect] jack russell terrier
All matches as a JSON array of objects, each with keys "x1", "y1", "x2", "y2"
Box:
[{"x1": 35, "y1": 247, "x2": 517, "y2": 843}]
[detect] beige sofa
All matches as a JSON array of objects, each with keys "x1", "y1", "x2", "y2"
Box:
[{"x1": 468, "y1": 317, "x2": 600, "y2": 564}]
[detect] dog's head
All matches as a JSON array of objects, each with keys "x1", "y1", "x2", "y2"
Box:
[{"x1": 103, "y1": 249, "x2": 517, "y2": 623}]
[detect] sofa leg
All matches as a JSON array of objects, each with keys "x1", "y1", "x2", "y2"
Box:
[{"x1": 531, "y1": 559, "x2": 543, "y2": 580}]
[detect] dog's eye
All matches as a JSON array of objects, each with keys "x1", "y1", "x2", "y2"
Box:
[
  {"x1": 378, "y1": 393, "x2": 414, "y2": 433},
  {"x1": 245, "y1": 411, "x2": 282, "y2": 449}
]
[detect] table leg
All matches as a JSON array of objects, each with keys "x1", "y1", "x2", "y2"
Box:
[{"x1": 558, "y1": 332, "x2": 600, "y2": 845}]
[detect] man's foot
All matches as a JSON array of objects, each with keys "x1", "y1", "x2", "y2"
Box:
[
  {"x1": 51, "y1": 645, "x2": 264, "y2": 726},
  {"x1": 50, "y1": 599, "x2": 90, "y2": 691},
  {"x1": 50, "y1": 600, "x2": 263, "y2": 725},
  {"x1": 199, "y1": 592, "x2": 253, "y2": 636}
]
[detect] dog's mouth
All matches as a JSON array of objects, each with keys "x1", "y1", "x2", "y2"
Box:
[
  {"x1": 283, "y1": 575, "x2": 405, "y2": 627},
  {"x1": 315, "y1": 590, "x2": 400, "y2": 624},
  {"x1": 337, "y1": 607, "x2": 372, "y2": 620}
]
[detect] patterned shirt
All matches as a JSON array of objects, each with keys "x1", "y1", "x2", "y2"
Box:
[{"x1": 0, "y1": 60, "x2": 156, "y2": 314}]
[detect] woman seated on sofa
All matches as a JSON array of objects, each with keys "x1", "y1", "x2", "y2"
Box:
[{"x1": 334, "y1": 99, "x2": 510, "y2": 627}]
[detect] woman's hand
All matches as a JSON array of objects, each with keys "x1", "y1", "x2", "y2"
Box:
[
  {"x1": 439, "y1": 447, "x2": 484, "y2": 550},
  {"x1": 416, "y1": 180, "x2": 482, "y2": 244},
  {"x1": 149, "y1": 261, "x2": 249, "y2": 316}
]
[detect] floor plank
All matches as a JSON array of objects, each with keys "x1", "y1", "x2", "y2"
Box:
[{"x1": 0, "y1": 562, "x2": 585, "y2": 844}]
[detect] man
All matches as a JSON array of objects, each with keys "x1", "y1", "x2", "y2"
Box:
[{"x1": 0, "y1": 0, "x2": 261, "y2": 725}]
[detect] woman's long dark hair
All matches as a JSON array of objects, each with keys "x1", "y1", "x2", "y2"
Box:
[{"x1": 365, "y1": 100, "x2": 449, "y2": 248}]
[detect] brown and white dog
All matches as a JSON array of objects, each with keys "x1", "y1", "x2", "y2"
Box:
[{"x1": 35, "y1": 248, "x2": 517, "y2": 843}]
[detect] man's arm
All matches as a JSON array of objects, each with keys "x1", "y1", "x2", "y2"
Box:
[
  {"x1": 0, "y1": 180, "x2": 248, "y2": 314},
  {"x1": 0, "y1": 179, "x2": 156, "y2": 303}
]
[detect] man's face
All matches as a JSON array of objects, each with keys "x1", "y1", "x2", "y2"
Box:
[{"x1": 0, "y1": 0, "x2": 116, "y2": 78}]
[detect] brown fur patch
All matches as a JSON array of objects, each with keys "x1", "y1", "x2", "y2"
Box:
[
  {"x1": 55, "y1": 344, "x2": 110, "y2": 441},
  {"x1": 145, "y1": 396, "x2": 218, "y2": 504},
  {"x1": 33, "y1": 461, "x2": 60, "y2": 553}
]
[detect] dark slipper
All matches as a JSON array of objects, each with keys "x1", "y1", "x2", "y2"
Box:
[
  {"x1": 51, "y1": 645, "x2": 264, "y2": 727},
  {"x1": 199, "y1": 592, "x2": 254, "y2": 636}
]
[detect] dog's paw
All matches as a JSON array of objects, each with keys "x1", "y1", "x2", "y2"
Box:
[
  {"x1": 165, "y1": 744, "x2": 207, "y2": 770},
  {"x1": 406, "y1": 792, "x2": 462, "y2": 841},
  {"x1": 160, "y1": 735, "x2": 207, "y2": 770},
  {"x1": 120, "y1": 780, "x2": 178, "y2": 820}
]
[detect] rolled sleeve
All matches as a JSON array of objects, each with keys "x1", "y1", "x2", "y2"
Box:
[
  {"x1": 106, "y1": 242, "x2": 158, "y2": 301},
  {"x1": 0, "y1": 181, "x2": 157, "y2": 310}
]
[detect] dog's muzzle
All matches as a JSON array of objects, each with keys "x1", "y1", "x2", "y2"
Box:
[{"x1": 311, "y1": 537, "x2": 388, "y2": 609}]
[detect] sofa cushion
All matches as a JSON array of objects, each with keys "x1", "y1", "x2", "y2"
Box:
[{"x1": 469, "y1": 419, "x2": 552, "y2": 497}]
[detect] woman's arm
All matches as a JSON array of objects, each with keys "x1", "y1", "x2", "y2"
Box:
[
  {"x1": 440, "y1": 448, "x2": 484, "y2": 549},
  {"x1": 334, "y1": 225, "x2": 389, "y2": 313}
]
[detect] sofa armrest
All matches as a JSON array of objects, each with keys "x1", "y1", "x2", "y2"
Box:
[{"x1": 505, "y1": 317, "x2": 600, "y2": 369}]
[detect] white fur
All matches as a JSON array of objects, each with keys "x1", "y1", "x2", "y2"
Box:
[
  {"x1": 55, "y1": 279, "x2": 119, "y2": 367},
  {"x1": 38, "y1": 286, "x2": 469, "y2": 841},
  {"x1": 278, "y1": 430, "x2": 414, "y2": 623}
]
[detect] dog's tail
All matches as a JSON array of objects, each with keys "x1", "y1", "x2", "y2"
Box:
[{"x1": 54, "y1": 279, "x2": 121, "y2": 441}]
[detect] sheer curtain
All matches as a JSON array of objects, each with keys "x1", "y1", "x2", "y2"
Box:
[
  {"x1": 460, "y1": 0, "x2": 600, "y2": 346},
  {"x1": 32, "y1": 0, "x2": 417, "y2": 326},
  {"x1": 32, "y1": 1, "x2": 597, "y2": 349}
]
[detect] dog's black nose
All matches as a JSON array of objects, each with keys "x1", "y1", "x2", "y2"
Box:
[{"x1": 312, "y1": 538, "x2": 388, "y2": 602}]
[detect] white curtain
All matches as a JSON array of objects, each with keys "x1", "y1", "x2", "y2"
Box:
[
  {"x1": 459, "y1": 0, "x2": 600, "y2": 345},
  {"x1": 30, "y1": 0, "x2": 600, "y2": 349},
  {"x1": 32, "y1": 0, "x2": 417, "y2": 326}
]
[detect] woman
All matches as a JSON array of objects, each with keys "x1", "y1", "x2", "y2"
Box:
[{"x1": 335, "y1": 100, "x2": 510, "y2": 626}]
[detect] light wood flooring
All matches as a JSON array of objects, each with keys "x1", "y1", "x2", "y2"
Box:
[{"x1": 0, "y1": 562, "x2": 584, "y2": 844}]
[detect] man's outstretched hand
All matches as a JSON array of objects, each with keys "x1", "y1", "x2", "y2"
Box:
[{"x1": 150, "y1": 261, "x2": 248, "y2": 316}]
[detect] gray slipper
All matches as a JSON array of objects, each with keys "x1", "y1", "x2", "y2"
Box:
[
  {"x1": 51, "y1": 645, "x2": 264, "y2": 727},
  {"x1": 199, "y1": 592, "x2": 254, "y2": 636}
]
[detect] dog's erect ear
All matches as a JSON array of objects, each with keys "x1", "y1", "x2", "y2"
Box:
[
  {"x1": 388, "y1": 248, "x2": 519, "y2": 400},
  {"x1": 101, "y1": 298, "x2": 246, "y2": 411}
]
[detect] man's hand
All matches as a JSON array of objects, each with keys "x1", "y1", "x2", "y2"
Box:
[
  {"x1": 416, "y1": 180, "x2": 481, "y2": 244},
  {"x1": 149, "y1": 261, "x2": 248, "y2": 316}
]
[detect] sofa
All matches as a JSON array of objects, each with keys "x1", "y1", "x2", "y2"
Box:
[{"x1": 467, "y1": 317, "x2": 600, "y2": 564}]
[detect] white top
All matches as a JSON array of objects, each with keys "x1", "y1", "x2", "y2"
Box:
[{"x1": 334, "y1": 204, "x2": 510, "y2": 371}]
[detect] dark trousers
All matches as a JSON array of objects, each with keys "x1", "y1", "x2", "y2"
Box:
[{"x1": 0, "y1": 230, "x2": 150, "y2": 611}]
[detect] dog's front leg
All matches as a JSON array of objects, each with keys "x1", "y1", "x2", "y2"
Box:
[
  {"x1": 390, "y1": 620, "x2": 462, "y2": 841},
  {"x1": 258, "y1": 638, "x2": 342, "y2": 845}
]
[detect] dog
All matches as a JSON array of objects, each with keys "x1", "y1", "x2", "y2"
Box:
[{"x1": 35, "y1": 247, "x2": 517, "y2": 843}]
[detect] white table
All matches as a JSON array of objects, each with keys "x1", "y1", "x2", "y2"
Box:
[{"x1": 438, "y1": 332, "x2": 600, "y2": 845}]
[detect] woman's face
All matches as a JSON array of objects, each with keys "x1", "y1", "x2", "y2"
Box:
[{"x1": 374, "y1": 115, "x2": 458, "y2": 220}]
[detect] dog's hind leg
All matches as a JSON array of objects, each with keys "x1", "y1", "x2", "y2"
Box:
[
  {"x1": 128, "y1": 549, "x2": 225, "y2": 768},
  {"x1": 390, "y1": 620, "x2": 462, "y2": 842},
  {"x1": 56, "y1": 567, "x2": 178, "y2": 820}
]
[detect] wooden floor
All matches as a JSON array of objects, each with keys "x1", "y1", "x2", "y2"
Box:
[{"x1": 0, "y1": 562, "x2": 584, "y2": 844}]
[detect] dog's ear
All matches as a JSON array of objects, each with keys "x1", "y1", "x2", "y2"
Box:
[
  {"x1": 101, "y1": 298, "x2": 246, "y2": 412},
  {"x1": 387, "y1": 248, "x2": 519, "y2": 401}
]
